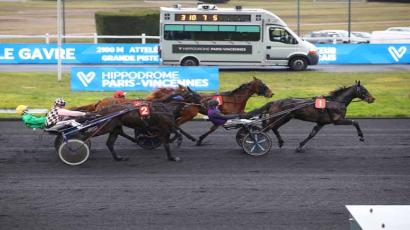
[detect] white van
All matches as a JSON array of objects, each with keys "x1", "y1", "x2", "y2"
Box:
[{"x1": 159, "y1": 4, "x2": 318, "y2": 71}]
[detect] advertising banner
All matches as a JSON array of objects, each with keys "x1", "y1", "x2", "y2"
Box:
[
  {"x1": 0, "y1": 43, "x2": 160, "y2": 64},
  {"x1": 71, "y1": 66, "x2": 219, "y2": 91},
  {"x1": 316, "y1": 44, "x2": 410, "y2": 64},
  {"x1": 1, "y1": 43, "x2": 409, "y2": 64}
]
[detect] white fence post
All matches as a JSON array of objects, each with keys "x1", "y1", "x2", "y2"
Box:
[
  {"x1": 45, "y1": 33, "x2": 50, "y2": 44},
  {"x1": 94, "y1": 33, "x2": 98, "y2": 44},
  {"x1": 142, "y1": 33, "x2": 146, "y2": 44}
]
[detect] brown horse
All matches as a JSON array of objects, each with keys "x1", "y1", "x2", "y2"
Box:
[
  {"x1": 194, "y1": 77, "x2": 274, "y2": 145},
  {"x1": 80, "y1": 102, "x2": 182, "y2": 162},
  {"x1": 145, "y1": 77, "x2": 274, "y2": 145},
  {"x1": 247, "y1": 81, "x2": 375, "y2": 152}
]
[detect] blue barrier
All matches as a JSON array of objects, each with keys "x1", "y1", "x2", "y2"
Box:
[
  {"x1": 0, "y1": 43, "x2": 160, "y2": 64},
  {"x1": 71, "y1": 66, "x2": 219, "y2": 91},
  {"x1": 316, "y1": 44, "x2": 409, "y2": 64},
  {"x1": 1, "y1": 43, "x2": 409, "y2": 64}
]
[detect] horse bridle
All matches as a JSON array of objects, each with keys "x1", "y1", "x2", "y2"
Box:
[{"x1": 352, "y1": 85, "x2": 370, "y2": 103}]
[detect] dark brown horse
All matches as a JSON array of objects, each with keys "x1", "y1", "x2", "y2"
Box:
[
  {"x1": 72, "y1": 86, "x2": 201, "y2": 151},
  {"x1": 82, "y1": 102, "x2": 181, "y2": 161},
  {"x1": 248, "y1": 81, "x2": 375, "y2": 152}
]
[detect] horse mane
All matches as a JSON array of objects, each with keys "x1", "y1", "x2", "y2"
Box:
[
  {"x1": 146, "y1": 87, "x2": 175, "y2": 101},
  {"x1": 328, "y1": 85, "x2": 353, "y2": 98},
  {"x1": 220, "y1": 82, "x2": 251, "y2": 96}
]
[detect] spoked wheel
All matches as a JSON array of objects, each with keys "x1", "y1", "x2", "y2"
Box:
[
  {"x1": 242, "y1": 132, "x2": 272, "y2": 156},
  {"x1": 235, "y1": 126, "x2": 262, "y2": 147},
  {"x1": 58, "y1": 139, "x2": 90, "y2": 166},
  {"x1": 136, "y1": 135, "x2": 162, "y2": 150}
]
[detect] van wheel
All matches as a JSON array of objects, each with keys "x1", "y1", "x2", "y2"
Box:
[
  {"x1": 289, "y1": 57, "x2": 307, "y2": 71},
  {"x1": 181, "y1": 57, "x2": 199, "y2": 66}
]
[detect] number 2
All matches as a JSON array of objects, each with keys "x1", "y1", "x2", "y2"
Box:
[{"x1": 140, "y1": 106, "x2": 149, "y2": 116}]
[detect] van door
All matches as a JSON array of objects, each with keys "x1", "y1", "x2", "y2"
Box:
[{"x1": 265, "y1": 26, "x2": 300, "y2": 65}]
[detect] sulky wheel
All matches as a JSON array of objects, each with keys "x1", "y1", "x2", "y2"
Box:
[
  {"x1": 54, "y1": 134, "x2": 64, "y2": 152},
  {"x1": 58, "y1": 139, "x2": 90, "y2": 166},
  {"x1": 54, "y1": 134, "x2": 91, "y2": 152},
  {"x1": 241, "y1": 132, "x2": 272, "y2": 156},
  {"x1": 235, "y1": 125, "x2": 262, "y2": 147},
  {"x1": 136, "y1": 135, "x2": 162, "y2": 150}
]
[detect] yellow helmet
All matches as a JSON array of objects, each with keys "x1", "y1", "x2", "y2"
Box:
[{"x1": 16, "y1": 105, "x2": 28, "y2": 115}]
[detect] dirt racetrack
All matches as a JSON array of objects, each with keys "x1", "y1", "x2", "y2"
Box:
[{"x1": 1, "y1": 119, "x2": 409, "y2": 229}]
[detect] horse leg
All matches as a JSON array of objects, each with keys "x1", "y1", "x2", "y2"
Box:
[
  {"x1": 169, "y1": 129, "x2": 183, "y2": 147},
  {"x1": 263, "y1": 115, "x2": 292, "y2": 148},
  {"x1": 177, "y1": 127, "x2": 197, "y2": 142},
  {"x1": 196, "y1": 124, "x2": 219, "y2": 146},
  {"x1": 117, "y1": 127, "x2": 137, "y2": 143},
  {"x1": 162, "y1": 132, "x2": 180, "y2": 161},
  {"x1": 106, "y1": 128, "x2": 129, "y2": 161},
  {"x1": 334, "y1": 119, "x2": 365, "y2": 142},
  {"x1": 272, "y1": 129, "x2": 285, "y2": 148},
  {"x1": 269, "y1": 115, "x2": 292, "y2": 148},
  {"x1": 296, "y1": 124, "x2": 324, "y2": 153}
]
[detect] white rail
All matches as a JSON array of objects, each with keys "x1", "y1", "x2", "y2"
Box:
[{"x1": 0, "y1": 33, "x2": 160, "y2": 44}]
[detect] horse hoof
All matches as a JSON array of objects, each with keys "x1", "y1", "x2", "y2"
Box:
[
  {"x1": 169, "y1": 156, "x2": 181, "y2": 162},
  {"x1": 115, "y1": 157, "x2": 129, "y2": 161},
  {"x1": 278, "y1": 141, "x2": 284, "y2": 148},
  {"x1": 295, "y1": 148, "x2": 304, "y2": 153},
  {"x1": 359, "y1": 137, "x2": 365, "y2": 142},
  {"x1": 196, "y1": 141, "x2": 202, "y2": 146}
]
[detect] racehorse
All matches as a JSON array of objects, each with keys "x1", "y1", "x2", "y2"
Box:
[
  {"x1": 144, "y1": 77, "x2": 274, "y2": 145},
  {"x1": 247, "y1": 81, "x2": 375, "y2": 152},
  {"x1": 82, "y1": 102, "x2": 182, "y2": 162},
  {"x1": 72, "y1": 86, "x2": 201, "y2": 147}
]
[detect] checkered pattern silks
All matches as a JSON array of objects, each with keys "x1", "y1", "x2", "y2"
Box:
[
  {"x1": 54, "y1": 98, "x2": 66, "y2": 106},
  {"x1": 45, "y1": 107, "x2": 62, "y2": 128}
]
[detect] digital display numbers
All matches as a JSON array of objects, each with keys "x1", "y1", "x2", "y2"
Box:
[{"x1": 175, "y1": 14, "x2": 251, "y2": 22}]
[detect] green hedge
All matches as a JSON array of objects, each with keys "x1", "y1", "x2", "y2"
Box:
[{"x1": 95, "y1": 9, "x2": 159, "y2": 43}]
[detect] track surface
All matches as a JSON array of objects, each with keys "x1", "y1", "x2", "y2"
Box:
[{"x1": 1, "y1": 119, "x2": 410, "y2": 229}]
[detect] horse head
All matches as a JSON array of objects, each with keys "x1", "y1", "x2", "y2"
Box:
[
  {"x1": 179, "y1": 86, "x2": 202, "y2": 104},
  {"x1": 354, "y1": 80, "x2": 375, "y2": 103},
  {"x1": 251, "y1": 76, "x2": 274, "y2": 98}
]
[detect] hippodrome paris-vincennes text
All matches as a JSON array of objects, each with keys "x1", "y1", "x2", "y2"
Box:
[{"x1": 100, "y1": 71, "x2": 209, "y2": 88}]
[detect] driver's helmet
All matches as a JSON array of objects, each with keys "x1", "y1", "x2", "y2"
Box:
[
  {"x1": 208, "y1": 99, "x2": 219, "y2": 108},
  {"x1": 113, "y1": 91, "x2": 126, "y2": 98},
  {"x1": 54, "y1": 98, "x2": 67, "y2": 107},
  {"x1": 16, "y1": 105, "x2": 28, "y2": 115}
]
